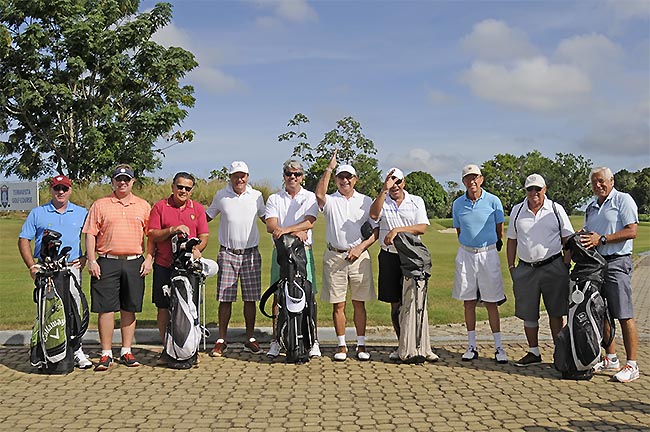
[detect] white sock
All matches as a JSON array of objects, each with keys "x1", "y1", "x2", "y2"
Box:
[
  {"x1": 357, "y1": 335, "x2": 366, "y2": 346},
  {"x1": 468, "y1": 330, "x2": 476, "y2": 347},
  {"x1": 337, "y1": 335, "x2": 346, "y2": 347},
  {"x1": 607, "y1": 353, "x2": 618, "y2": 361},
  {"x1": 627, "y1": 360, "x2": 638, "y2": 368},
  {"x1": 120, "y1": 347, "x2": 131, "y2": 356},
  {"x1": 493, "y1": 332, "x2": 502, "y2": 349},
  {"x1": 101, "y1": 350, "x2": 113, "y2": 358},
  {"x1": 216, "y1": 338, "x2": 225, "y2": 344},
  {"x1": 529, "y1": 347, "x2": 541, "y2": 356}
]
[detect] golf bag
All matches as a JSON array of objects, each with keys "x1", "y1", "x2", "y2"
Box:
[
  {"x1": 30, "y1": 230, "x2": 89, "y2": 374},
  {"x1": 163, "y1": 232, "x2": 208, "y2": 369},
  {"x1": 260, "y1": 234, "x2": 315, "y2": 364},
  {"x1": 554, "y1": 233, "x2": 615, "y2": 380},
  {"x1": 394, "y1": 233, "x2": 437, "y2": 364}
]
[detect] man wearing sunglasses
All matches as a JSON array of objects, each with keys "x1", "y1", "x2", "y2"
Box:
[
  {"x1": 369, "y1": 167, "x2": 432, "y2": 361},
  {"x1": 505, "y1": 174, "x2": 574, "y2": 367},
  {"x1": 83, "y1": 164, "x2": 152, "y2": 371},
  {"x1": 451, "y1": 164, "x2": 508, "y2": 364},
  {"x1": 18, "y1": 174, "x2": 92, "y2": 369},
  {"x1": 147, "y1": 172, "x2": 209, "y2": 355},
  {"x1": 265, "y1": 159, "x2": 321, "y2": 358},
  {"x1": 205, "y1": 161, "x2": 265, "y2": 357},
  {"x1": 315, "y1": 150, "x2": 378, "y2": 361}
]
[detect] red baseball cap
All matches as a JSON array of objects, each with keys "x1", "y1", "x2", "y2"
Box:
[{"x1": 50, "y1": 175, "x2": 72, "y2": 188}]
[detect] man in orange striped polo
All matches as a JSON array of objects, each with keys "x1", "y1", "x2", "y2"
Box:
[{"x1": 83, "y1": 164, "x2": 152, "y2": 371}]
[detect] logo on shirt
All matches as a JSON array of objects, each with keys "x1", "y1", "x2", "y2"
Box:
[{"x1": 190, "y1": 214, "x2": 195, "y2": 220}]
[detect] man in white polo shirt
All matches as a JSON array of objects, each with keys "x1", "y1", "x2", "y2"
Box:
[
  {"x1": 506, "y1": 173, "x2": 574, "y2": 367},
  {"x1": 265, "y1": 159, "x2": 321, "y2": 359},
  {"x1": 369, "y1": 166, "x2": 431, "y2": 361},
  {"x1": 206, "y1": 161, "x2": 266, "y2": 357},
  {"x1": 315, "y1": 150, "x2": 377, "y2": 362}
]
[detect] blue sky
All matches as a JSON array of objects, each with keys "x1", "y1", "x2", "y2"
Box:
[{"x1": 141, "y1": 0, "x2": 650, "y2": 188}]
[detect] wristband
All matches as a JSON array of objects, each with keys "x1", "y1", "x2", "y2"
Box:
[
  {"x1": 89, "y1": 260, "x2": 97, "y2": 265},
  {"x1": 508, "y1": 265, "x2": 515, "y2": 269},
  {"x1": 29, "y1": 264, "x2": 38, "y2": 270},
  {"x1": 325, "y1": 168, "x2": 333, "y2": 172}
]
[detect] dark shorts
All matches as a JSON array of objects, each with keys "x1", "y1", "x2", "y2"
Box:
[
  {"x1": 90, "y1": 256, "x2": 145, "y2": 313},
  {"x1": 512, "y1": 256, "x2": 569, "y2": 321},
  {"x1": 152, "y1": 263, "x2": 173, "y2": 309},
  {"x1": 602, "y1": 255, "x2": 634, "y2": 320},
  {"x1": 378, "y1": 249, "x2": 402, "y2": 303}
]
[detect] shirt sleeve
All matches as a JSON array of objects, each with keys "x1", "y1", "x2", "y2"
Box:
[
  {"x1": 414, "y1": 196, "x2": 430, "y2": 225},
  {"x1": 556, "y1": 203, "x2": 575, "y2": 237},
  {"x1": 304, "y1": 193, "x2": 319, "y2": 219},
  {"x1": 505, "y1": 203, "x2": 519, "y2": 240},
  {"x1": 256, "y1": 192, "x2": 266, "y2": 219},
  {"x1": 494, "y1": 196, "x2": 505, "y2": 224},
  {"x1": 19, "y1": 209, "x2": 37, "y2": 240},
  {"x1": 265, "y1": 194, "x2": 279, "y2": 219},
  {"x1": 148, "y1": 201, "x2": 163, "y2": 232},
  {"x1": 452, "y1": 199, "x2": 460, "y2": 228},
  {"x1": 205, "y1": 191, "x2": 221, "y2": 219},
  {"x1": 195, "y1": 203, "x2": 210, "y2": 235},
  {"x1": 82, "y1": 202, "x2": 100, "y2": 236},
  {"x1": 619, "y1": 193, "x2": 639, "y2": 227}
]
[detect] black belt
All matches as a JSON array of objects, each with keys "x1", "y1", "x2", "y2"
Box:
[
  {"x1": 602, "y1": 253, "x2": 631, "y2": 261},
  {"x1": 220, "y1": 246, "x2": 256, "y2": 255},
  {"x1": 519, "y1": 253, "x2": 562, "y2": 268},
  {"x1": 327, "y1": 244, "x2": 348, "y2": 253}
]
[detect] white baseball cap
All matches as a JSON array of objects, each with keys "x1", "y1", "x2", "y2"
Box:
[
  {"x1": 386, "y1": 167, "x2": 404, "y2": 180},
  {"x1": 229, "y1": 161, "x2": 249, "y2": 174},
  {"x1": 524, "y1": 173, "x2": 546, "y2": 189},
  {"x1": 462, "y1": 164, "x2": 482, "y2": 178},
  {"x1": 335, "y1": 164, "x2": 357, "y2": 176},
  {"x1": 284, "y1": 282, "x2": 306, "y2": 313},
  {"x1": 199, "y1": 258, "x2": 219, "y2": 277}
]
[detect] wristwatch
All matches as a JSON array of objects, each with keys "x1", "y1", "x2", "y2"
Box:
[{"x1": 600, "y1": 235, "x2": 607, "y2": 245}]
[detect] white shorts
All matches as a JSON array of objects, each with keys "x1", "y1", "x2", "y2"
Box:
[
  {"x1": 452, "y1": 246, "x2": 505, "y2": 302},
  {"x1": 321, "y1": 249, "x2": 375, "y2": 303}
]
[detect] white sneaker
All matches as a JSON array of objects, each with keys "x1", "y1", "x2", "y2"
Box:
[
  {"x1": 462, "y1": 345, "x2": 478, "y2": 361},
  {"x1": 334, "y1": 345, "x2": 348, "y2": 361},
  {"x1": 267, "y1": 340, "x2": 280, "y2": 358},
  {"x1": 426, "y1": 352, "x2": 440, "y2": 362},
  {"x1": 74, "y1": 348, "x2": 92, "y2": 369},
  {"x1": 309, "y1": 340, "x2": 321, "y2": 358},
  {"x1": 593, "y1": 356, "x2": 621, "y2": 372},
  {"x1": 613, "y1": 364, "x2": 640, "y2": 383},
  {"x1": 355, "y1": 346, "x2": 370, "y2": 361},
  {"x1": 389, "y1": 349, "x2": 399, "y2": 361},
  {"x1": 494, "y1": 347, "x2": 508, "y2": 364}
]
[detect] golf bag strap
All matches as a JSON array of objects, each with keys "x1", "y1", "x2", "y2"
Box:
[
  {"x1": 69, "y1": 269, "x2": 90, "y2": 336},
  {"x1": 259, "y1": 280, "x2": 280, "y2": 319}
]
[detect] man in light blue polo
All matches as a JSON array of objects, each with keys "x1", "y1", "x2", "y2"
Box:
[
  {"x1": 581, "y1": 166, "x2": 639, "y2": 383},
  {"x1": 452, "y1": 164, "x2": 508, "y2": 364},
  {"x1": 18, "y1": 174, "x2": 92, "y2": 369}
]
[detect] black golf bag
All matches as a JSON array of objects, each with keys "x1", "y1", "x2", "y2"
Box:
[
  {"x1": 394, "y1": 233, "x2": 437, "y2": 364},
  {"x1": 260, "y1": 234, "x2": 316, "y2": 364},
  {"x1": 30, "y1": 230, "x2": 89, "y2": 375},
  {"x1": 163, "y1": 232, "x2": 205, "y2": 369},
  {"x1": 554, "y1": 233, "x2": 615, "y2": 380}
]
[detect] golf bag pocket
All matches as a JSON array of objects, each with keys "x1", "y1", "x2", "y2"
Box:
[
  {"x1": 164, "y1": 274, "x2": 201, "y2": 363},
  {"x1": 277, "y1": 278, "x2": 315, "y2": 364}
]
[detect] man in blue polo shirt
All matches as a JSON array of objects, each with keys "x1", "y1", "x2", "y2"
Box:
[
  {"x1": 18, "y1": 174, "x2": 92, "y2": 369},
  {"x1": 582, "y1": 166, "x2": 639, "y2": 383},
  {"x1": 452, "y1": 164, "x2": 508, "y2": 364}
]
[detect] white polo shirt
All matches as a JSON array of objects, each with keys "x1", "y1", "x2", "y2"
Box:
[
  {"x1": 322, "y1": 190, "x2": 373, "y2": 250},
  {"x1": 374, "y1": 190, "x2": 429, "y2": 254},
  {"x1": 206, "y1": 183, "x2": 265, "y2": 249},
  {"x1": 265, "y1": 187, "x2": 319, "y2": 246},
  {"x1": 506, "y1": 197, "x2": 574, "y2": 262}
]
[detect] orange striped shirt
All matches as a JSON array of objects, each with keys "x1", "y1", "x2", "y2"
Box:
[{"x1": 83, "y1": 193, "x2": 151, "y2": 255}]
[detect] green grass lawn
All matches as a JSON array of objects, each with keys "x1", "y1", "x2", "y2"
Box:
[{"x1": 1, "y1": 213, "x2": 648, "y2": 330}]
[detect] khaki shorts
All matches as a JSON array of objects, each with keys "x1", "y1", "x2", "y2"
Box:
[{"x1": 321, "y1": 249, "x2": 375, "y2": 303}]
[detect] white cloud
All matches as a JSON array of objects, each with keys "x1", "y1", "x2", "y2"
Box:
[
  {"x1": 152, "y1": 22, "x2": 244, "y2": 94},
  {"x1": 254, "y1": 0, "x2": 317, "y2": 28},
  {"x1": 384, "y1": 149, "x2": 459, "y2": 178},
  {"x1": 555, "y1": 33, "x2": 624, "y2": 73},
  {"x1": 461, "y1": 57, "x2": 591, "y2": 111},
  {"x1": 606, "y1": 0, "x2": 650, "y2": 20},
  {"x1": 460, "y1": 19, "x2": 537, "y2": 61}
]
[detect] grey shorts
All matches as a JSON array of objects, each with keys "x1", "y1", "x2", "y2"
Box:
[
  {"x1": 602, "y1": 255, "x2": 634, "y2": 320},
  {"x1": 512, "y1": 256, "x2": 569, "y2": 321}
]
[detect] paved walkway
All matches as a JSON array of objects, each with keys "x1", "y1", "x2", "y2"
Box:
[{"x1": 1, "y1": 256, "x2": 649, "y2": 431}]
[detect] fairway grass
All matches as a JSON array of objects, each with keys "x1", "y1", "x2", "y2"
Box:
[{"x1": 1, "y1": 213, "x2": 648, "y2": 330}]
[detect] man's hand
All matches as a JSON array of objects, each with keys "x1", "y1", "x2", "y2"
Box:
[
  {"x1": 580, "y1": 232, "x2": 600, "y2": 250},
  {"x1": 346, "y1": 244, "x2": 363, "y2": 262},
  {"x1": 294, "y1": 231, "x2": 308, "y2": 242},
  {"x1": 272, "y1": 227, "x2": 287, "y2": 240},
  {"x1": 140, "y1": 256, "x2": 152, "y2": 277},
  {"x1": 88, "y1": 261, "x2": 101, "y2": 279},
  {"x1": 382, "y1": 169, "x2": 398, "y2": 192},
  {"x1": 328, "y1": 149, "x2": 338, "y2": 171},
  {"x1": 384, "y1": 229, "x2": 397, "y2": 246}
]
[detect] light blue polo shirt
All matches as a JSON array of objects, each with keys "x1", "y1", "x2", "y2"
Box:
[
  {"x1": 584, "y1": 188, "x2": 638, "y2": 256},
  {"x1": 19, "y1": 201, "x2": 88, "y2": 261},
  {"x1": 452, "y1": 190, "x2": 504, "y2": 248}
]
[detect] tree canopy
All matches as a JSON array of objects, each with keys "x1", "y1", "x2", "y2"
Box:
[
  {"x1": 0, "y1": 0, "x2": 197, "y2": 181},
  {"x1": 279, "y1": 113, "x2": 382, "y2": 197},
  {"x1": 614, "y1": 167, "x2": 650, "y2": 214},
  {"x1": 404, "y1": 171, "x2": 447, "y2": 218}
]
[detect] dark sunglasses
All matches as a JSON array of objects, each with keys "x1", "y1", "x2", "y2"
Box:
[
  {"x1": 391, "y1": 176, "x2": 403, "y2": 185},
  {"x1": 114, "y1": 175, "x2": 132, "y2": 182},
  {"x1": 53, "y1": 185, "x2": 69, "y2": 192},
  {"x1": 284, "y1": 171, "x2": 303, "y2": 178},
  {"x1": 336, "y1": 173, "x2": 354, "y2": 180},
  {"x1": 174, "y1": 184, "x2": 193, "y2": 191},
  {"x1": 526, "y1": 186, "x2": 542, "y2": 192}
]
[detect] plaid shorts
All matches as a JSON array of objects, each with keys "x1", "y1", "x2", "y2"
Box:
[{"x1": 216, "y1": 247, "x2": 262, "y2": 302}]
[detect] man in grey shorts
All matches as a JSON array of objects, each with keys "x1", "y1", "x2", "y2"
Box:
[
  {"x1": 506, "y1": 174, "x2": 574, "y2": 367},
  {"x1": 581, "y1": 167, "x2": 639, "y2": 383}
]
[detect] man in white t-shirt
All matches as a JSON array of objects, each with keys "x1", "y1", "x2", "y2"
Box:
[
  {"x1": 206, "y1": 161, "x2": 266, "y2": 357},
  {"x1": 315, "y1": 150, "x2": 377, "y2": 362},
  {"x1": 265, "y1": 159, "x2": 321, "y2": 358}
]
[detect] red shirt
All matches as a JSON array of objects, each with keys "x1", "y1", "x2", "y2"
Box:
[{"x1": 148, "y1": 197, "x2": 209, "y2": 268}]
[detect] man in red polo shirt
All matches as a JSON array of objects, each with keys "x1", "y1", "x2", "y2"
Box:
[{"x1": 147, "y1": 172, "x2": 209, "y2": 354}]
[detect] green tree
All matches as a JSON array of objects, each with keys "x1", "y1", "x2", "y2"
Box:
[
  {"x1": 278, "y1": 114, "x2": 381, "y2": 197},
  {"x1": 0, "y1": 0, "x2": 197, "y2": 181},
  {"x1": 404, "y1": 171, "x2": 447, "y2": 218},
  {"x1": 480, "y1": 153, "x2": 523, "y2": 213},
  {"x1": 615, "y1": 167, "x2": 650, "y2": 214},
  {"x1": 542, "y1": 153, "x2": 592, "y2": 214}
]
